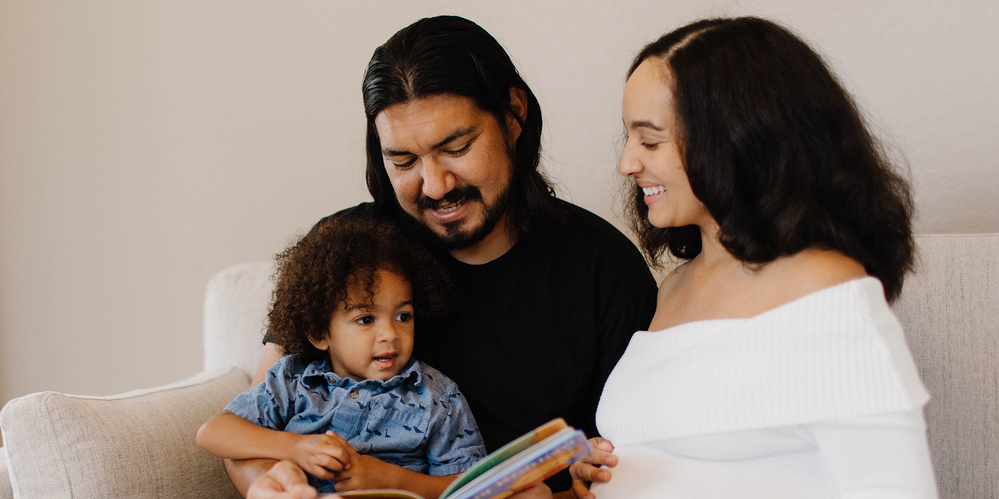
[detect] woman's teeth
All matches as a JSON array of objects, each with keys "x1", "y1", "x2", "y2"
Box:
[{"x1": 642, "y1": 185, "x2": 666, "y2": 196}]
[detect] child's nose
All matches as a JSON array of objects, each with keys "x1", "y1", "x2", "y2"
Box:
[{"x1": 376, "y1": 323, "x2": 400, "y2": 342}]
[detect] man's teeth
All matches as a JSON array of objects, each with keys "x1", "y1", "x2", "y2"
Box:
[
  {"x1": 642, "y1": 185, "x2": 666, "y2": 196},
  {"x1": 436, "y1": 202, "x2": 461, "y2": 213}
]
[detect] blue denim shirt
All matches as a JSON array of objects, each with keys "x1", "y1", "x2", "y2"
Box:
[{"x1": 225, "y1": 355, "x2": 486, "y2": 492}]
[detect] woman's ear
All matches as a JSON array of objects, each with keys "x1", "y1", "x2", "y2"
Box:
[{"x1": 505, "y1": 87, "x2": 528, "y2": 144}]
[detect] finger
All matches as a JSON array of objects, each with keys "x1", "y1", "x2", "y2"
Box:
[
  {"x1": 317, "y1": 447, "x2": 352, "y2": 471},
  {"x1": 329, "y1": 468, "x2": 350, "y2": 483},
  {"x1": 506, "y1": 483, "x2": 551, "y2": 498},
  {"x1": 588, "y1": 437, "x2": 615, "y2": 453},
  {"x1": 269, "y1": 461, "x2": 311, "y2": 488},
  {"x1": 313, "y1": 453, "x2": 346, "y2": 473},
  {"x1": 579, "y1": 447, "x2": 618, "y2": 469},
  {"x1": 307, "y1": 462, "x2": 338, "y2": 481},
  {"x1": 288, "y1": 485, "x2": 320, "y2": 499},
  {"x1": 570, "y1": 461, "x2": 612, "y2": 483},
  {"x1": 572, "y1": 479, "x2": 595, "y2": 499},
  {"x1": 325, "y1": 431, "x2": 360, "y2": 458},
  {"x1": 332, "y1": 475, "x2": 358, "y2": 493},
  {"x1": 248, "y1": 461, "x2": 318, "y2": 499},
  {"x1": 322, "y1": 431, "x2": 357, "y2": 467}
]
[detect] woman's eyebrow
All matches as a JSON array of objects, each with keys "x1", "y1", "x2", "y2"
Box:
[{"x1": 627, "y1": 119, "x2": 666, "y2": 132}]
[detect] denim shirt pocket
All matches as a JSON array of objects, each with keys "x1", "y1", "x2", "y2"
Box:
[{"x1": 357, "y1": 400, "x2": 431, "y2": 456}]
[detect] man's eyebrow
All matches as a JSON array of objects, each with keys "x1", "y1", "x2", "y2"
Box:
[{"x1": 381, "y1": 126, "x2": 476, "y2": 156}]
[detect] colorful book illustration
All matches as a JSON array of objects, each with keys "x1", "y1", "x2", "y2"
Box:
[{"x1": 330, "y1": 418, "x2": 591, "y2": 499}]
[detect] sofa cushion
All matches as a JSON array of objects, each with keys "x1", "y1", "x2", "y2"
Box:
[
  {"x1": 0, "y1": 368, "x2": 249, "y2": 499},
  {"x1": 203, "y1": 262, "x2": 274, "y2": 377}
]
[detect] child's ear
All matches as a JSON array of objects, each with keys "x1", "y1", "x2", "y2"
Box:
[{"x1": 308, "y1": 331, "x2": 330, "y2": 351}]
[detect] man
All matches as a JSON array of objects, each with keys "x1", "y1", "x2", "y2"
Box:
[{"x1": 230, "y1": 15, "x2": 657, "y2": 499}]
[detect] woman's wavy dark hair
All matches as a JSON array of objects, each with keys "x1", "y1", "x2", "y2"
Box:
[
  {"x1": 267, "y1": 214, "x2": 453, "y2": 360},
  {"x1": 362, "y1": 15, "x2": 559, "y2": 235},
  {"x1": 626, "y1": 17, "x2": 914, "y2": 302}
]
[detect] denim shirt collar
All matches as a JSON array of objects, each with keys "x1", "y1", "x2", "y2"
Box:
[{"x1": 300, "y1": 356, "x2": 423, "y2": 393}]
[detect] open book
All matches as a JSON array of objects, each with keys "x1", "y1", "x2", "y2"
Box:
[{"x1": 329, "y1": 418, "x2": 591, "y2": 499}]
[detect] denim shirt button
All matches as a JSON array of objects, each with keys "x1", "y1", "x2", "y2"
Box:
[{"x1": 350, "y1": 390, "x2": 359, "y2": 399}]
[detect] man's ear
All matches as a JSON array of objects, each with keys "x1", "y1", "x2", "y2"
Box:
[{"x1": 505, "y1": 87, "x2": 529, "y2": 144}]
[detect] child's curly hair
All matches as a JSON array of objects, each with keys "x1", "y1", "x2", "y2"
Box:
[{"x1": 267, "y1": 214, "x2": 453, "y2": 360}]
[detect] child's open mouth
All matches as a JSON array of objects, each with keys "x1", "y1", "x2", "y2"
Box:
[{"x1": 372, "y1": 353, "x2": 398, "y2": 370}]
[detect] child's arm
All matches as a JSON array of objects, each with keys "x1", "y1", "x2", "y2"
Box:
[{"x1": 197, "y1": 411, "x2": 351, "y2": 480}]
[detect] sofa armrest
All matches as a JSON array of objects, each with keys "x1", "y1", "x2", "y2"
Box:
[
  {"x1": 1, "y1": 449, "x2": 12, "y2": 499},
  {"x1": 0, "y1": 368, "x2": 249, "y2": 499}
]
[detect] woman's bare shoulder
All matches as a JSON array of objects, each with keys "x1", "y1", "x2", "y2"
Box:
[{"x1": 769, "y1": 248, "x2": 868, "y2": 297}]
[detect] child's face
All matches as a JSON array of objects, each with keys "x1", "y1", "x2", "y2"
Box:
[{"x1": 311, "y1": 268, "x2": 416, "y2": 382}]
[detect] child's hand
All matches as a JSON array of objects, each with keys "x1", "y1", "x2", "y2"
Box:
[
  {"x1": 292, "y1": 430, "x2": 353, "y2": 480},
  {"x1": 330, "y1": 449, "x2": 397, "y2": 492}
]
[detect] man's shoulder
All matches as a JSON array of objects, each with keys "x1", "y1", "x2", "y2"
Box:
[
  {"x1": 544, "y1": 199, "x2": 648, "y2": 262},
  {"x1": 314, "y1": 202, "x2": 388, "y2": 224}
]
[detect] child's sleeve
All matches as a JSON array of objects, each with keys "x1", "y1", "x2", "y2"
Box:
[
  {"x1": 423, "y1": 383, "x2": 488, "y2": 476},
  {"x1": 224, "y1": 355, "x2": 300, "y2": 430}
]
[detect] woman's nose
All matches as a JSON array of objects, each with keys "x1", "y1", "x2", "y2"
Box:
[{"x1": 618, "y1": 144, "x2": 643, "y2": 177}]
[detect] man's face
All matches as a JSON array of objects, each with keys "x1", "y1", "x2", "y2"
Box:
[{"x1": 374, "y1": 93, "x2": 522, "y2": 252}]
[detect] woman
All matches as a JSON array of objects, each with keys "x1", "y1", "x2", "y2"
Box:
[{"x1": 590, "y1": 17, "x2": 937, "y2": 498}]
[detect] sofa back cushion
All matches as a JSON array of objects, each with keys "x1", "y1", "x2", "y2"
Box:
[
  {"x1": 0, "y1": 369, "x2": 248, "y2": 499},
  {"x1": 203, "y1": 262, "x2": 275, "y2": 377}
]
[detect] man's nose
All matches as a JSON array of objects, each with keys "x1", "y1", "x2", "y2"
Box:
[{"x1": 421, "y1": 157, "x2": 456, "y2": 200}]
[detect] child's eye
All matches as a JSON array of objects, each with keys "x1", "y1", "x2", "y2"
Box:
[
  {"x1": 395, "y1": 312, "x2": 412, "y2": 322},
  {"x1": 354, "y1": 315, "x2": 374, "y2": 325}
]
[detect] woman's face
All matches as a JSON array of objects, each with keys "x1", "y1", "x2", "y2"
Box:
[{"x1": 619, "y1": 60, "x2": 709, "y2": 229}]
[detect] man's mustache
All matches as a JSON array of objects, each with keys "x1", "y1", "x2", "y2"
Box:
[{"x1": 417, "y1": 185, "x2": 483, "y2": 211}]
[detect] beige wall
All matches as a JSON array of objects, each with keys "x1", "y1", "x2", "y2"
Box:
[{"x1": 1, "y1": 1, "x2": 997, "y2": 412}]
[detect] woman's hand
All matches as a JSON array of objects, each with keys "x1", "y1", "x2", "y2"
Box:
[
  {"x1": 247, "y1": 460, "x2": 323, "y2": 499},
  {"x1": 293, "y1": 431, "x2": 353, "y2": 480},
  {"x1": 569, "y1": 437, "x2": 617, "y2": 499}
]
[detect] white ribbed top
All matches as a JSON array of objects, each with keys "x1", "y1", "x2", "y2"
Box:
[{"x1": 596, "y1": 277, "x2": 930, "y2": 446}]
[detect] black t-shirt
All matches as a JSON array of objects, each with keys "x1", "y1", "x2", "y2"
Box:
[{"x1": 274, "y1": 200, "x2": 658, "y2": 490}]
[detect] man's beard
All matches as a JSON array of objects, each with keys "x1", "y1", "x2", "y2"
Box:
[{"x1": 405, "y1": 182, "x2": 512, "y2": 252}]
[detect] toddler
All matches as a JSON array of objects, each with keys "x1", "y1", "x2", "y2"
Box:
[{"x1": 197, "y1": 214, "x2": 486, "y2": 495}]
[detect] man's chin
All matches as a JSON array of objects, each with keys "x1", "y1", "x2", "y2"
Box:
[{"x1": 426, "y1": 222, "x2": 490, "y2": 251}]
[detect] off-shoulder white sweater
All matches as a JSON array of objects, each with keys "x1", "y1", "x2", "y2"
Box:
[{"x1": 593, "y1": 278, "x2": 937, "y2": 498}]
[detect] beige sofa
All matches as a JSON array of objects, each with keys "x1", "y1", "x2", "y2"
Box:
[{"x1": 2, "y1": 234, "x2": 997, "y2": 498}]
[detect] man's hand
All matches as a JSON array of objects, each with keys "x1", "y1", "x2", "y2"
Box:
[
  {"x1": 507, "y1": 483, "x2": 555, "y2": 499},
  {"x1": 569, "y1": 437, "x2": 617, "y2": 499},
  {"x1": 293, "y1": 431, "x2": 353, "y2": 480},
  {"x1": 247, "y1": 460, "x2": 324, "y2": 499}
]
